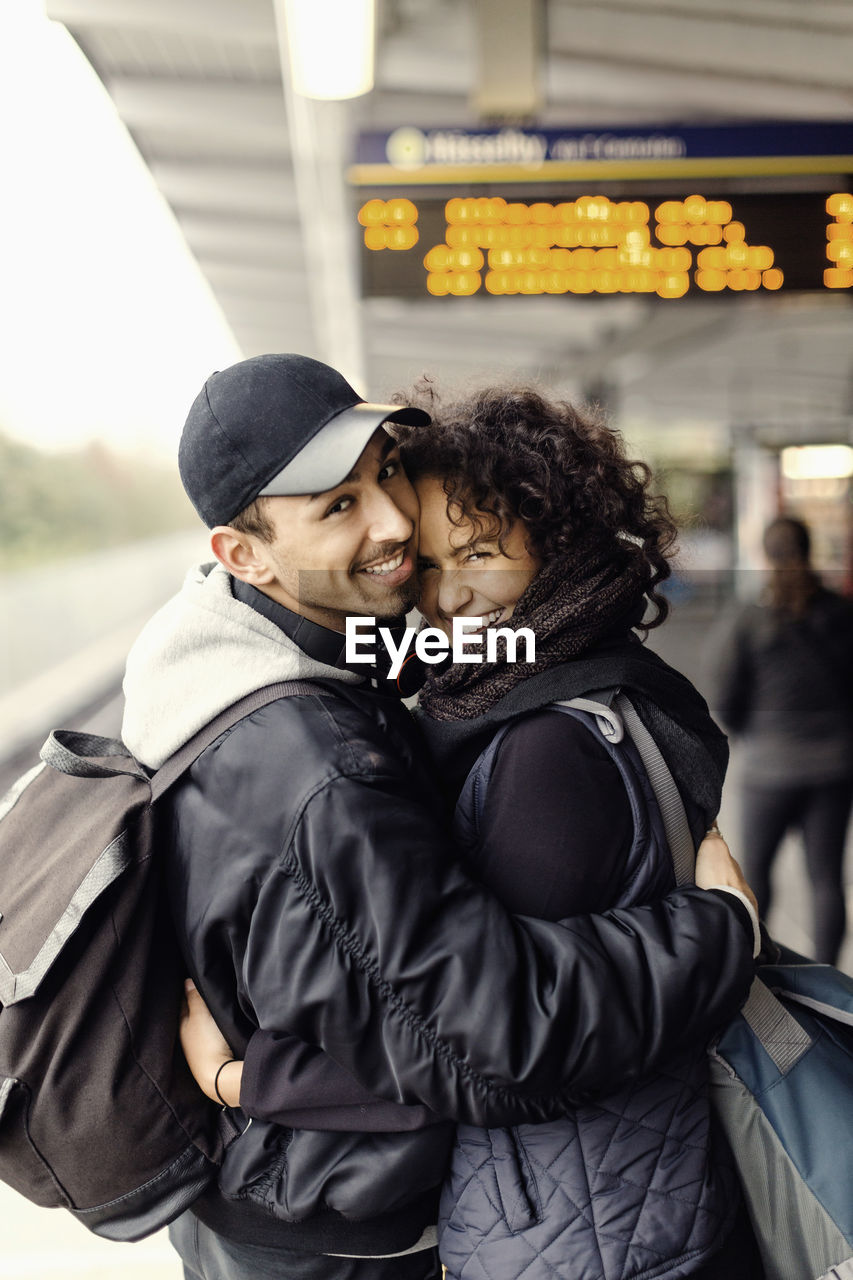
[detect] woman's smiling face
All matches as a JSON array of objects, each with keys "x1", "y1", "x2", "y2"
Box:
[{"x1": 414, "y1": 474, "x2": 541, "y2": 638}]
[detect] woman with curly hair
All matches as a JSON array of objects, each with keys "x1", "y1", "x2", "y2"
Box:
[{"x1": 181, "y1": 383, "x2": 761, "y2": 1279}]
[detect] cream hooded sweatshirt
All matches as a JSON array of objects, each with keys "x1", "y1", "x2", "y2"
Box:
[{"x1": 121, "y1": 561, "x2": 361, "y2": 769}]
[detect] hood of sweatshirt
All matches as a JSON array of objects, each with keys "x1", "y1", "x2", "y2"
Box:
[{"x1": 121, "y1": 561, "x2": 361, "y2": 768}]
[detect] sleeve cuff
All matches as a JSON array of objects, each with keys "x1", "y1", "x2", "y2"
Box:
[
  {"x1": 240, "y1": 1034, "x2": 265, "y2": 1111},
  {"x1": 708, "y1": 886, "x2": 762, "y2": 958}
]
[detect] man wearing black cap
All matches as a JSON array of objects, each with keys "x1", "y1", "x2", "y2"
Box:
[
  {"x1": 121, "y1": 354, "x2": 755, "y2": 1280},
  {"x1": 173, "y1": 351, "x2": 430, "y2": 641}
]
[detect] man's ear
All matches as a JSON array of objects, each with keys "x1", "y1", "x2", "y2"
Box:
[{"x1": 209, "y1": 526, "x2": 275, "y2": 586}]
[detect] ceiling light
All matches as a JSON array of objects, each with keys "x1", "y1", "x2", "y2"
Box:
[
  {"x1": 781, "y1": 445, "x2": 853, "y2": 480},
  {"x1": 278, "y1": 0, "x2": 375, "y2": 100}
]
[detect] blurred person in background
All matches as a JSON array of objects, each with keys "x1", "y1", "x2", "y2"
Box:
[{"x1": 706, "y1": 515, "x2": 853, "y2": 964}]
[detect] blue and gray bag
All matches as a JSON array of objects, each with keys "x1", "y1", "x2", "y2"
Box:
[
  {"x1": 627, "y1": 697, "x2": 853, "y2": 1280},
  {"x1": 708, "y1": 955, "x2": 853, "y2": 1280}
]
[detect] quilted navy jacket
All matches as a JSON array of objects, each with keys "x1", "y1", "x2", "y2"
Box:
[{"x1": 438, "y1": 702, "x2": 741, "y2": 1280}]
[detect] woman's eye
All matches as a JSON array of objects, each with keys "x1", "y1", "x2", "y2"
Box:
[
  {"x1": 324, "y1": 495, "x2": 353, "y2": 518},
  {"x1": 416, "y1": 558, "x2": 438, "y2": 573},
  {"x1": 464, "y1": 550, "x2": 490, "y2": 564},
  {"x1": 378, "y1": 459, "x2": 400, "y2": 482}
]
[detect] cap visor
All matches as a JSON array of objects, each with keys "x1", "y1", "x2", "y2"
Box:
[{"x1": 259, "y1": 402, "x2": 430, "y2": 498}]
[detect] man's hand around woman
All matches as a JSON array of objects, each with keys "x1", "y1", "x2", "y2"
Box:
[
  {"x1": 180, "y1": 979, "x2": 242, "y2": 1108},
  {"x1": 695, "y1": 832, "x2": 757, "y2": 914},
  {"x1": 179, "y1": 833, "x2": 759, "y2": 1108}
]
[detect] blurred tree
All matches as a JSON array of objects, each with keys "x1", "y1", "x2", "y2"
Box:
[{"x1": 0, "y1": 431, "x2": 195, "y2": 569}]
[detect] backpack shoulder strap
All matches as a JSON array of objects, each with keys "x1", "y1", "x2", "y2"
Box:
[
  {"x1": 150, "y1": 680, "x2": 319, "y2": 801},
  {"x1": 614, "y1": 693, "x2": 696, "y2": 888},
  {"x1": 554, "y1": 696, "x2": 624, "y2": 742}
]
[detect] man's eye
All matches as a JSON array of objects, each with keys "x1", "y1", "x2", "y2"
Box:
[
  {"x1": 324, "y1": 496, "x2": 353, "y2": 517},
  {"x1": 378, "y1": 459, "x2": 400, "y2": 482}
]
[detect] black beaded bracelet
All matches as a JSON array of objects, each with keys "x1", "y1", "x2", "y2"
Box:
[{"x1": 214, "y1": 1058, "x2": 237, "y2": 1108}]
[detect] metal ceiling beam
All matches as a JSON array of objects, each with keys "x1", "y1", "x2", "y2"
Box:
[
  {"x1": 359, "y1": 91, "x2": 474, "y2": 130},
  {"x1": 110, "y1": 79, "x2": 290, "y2": 155},
  {"x1": 45, "y1": 0, "x2": 276, "y2": 44},
  {"x1": 544, "y1": 55, "x2": 853, "y2": 120},
  {"x1": 580, "y1": 0, "x2": 853, "y2": 30},
  {"x1": 176, "y1": 214, "x2": 300, "y2": 266},
  {"x1": 375, "y1": 1, "x2": 853, "y2": 104},
  {"x1": 147, "y1": 161, "x2": 300, "y2": 218},
  {"x1": 376, "y1": 44, "x2": 473, "y2": 97},
  {"x1": 134, "y1": 128, "x2": 288, "y2": 163},
  {"x1": 548, "y1": 4, "x2": 853, "y2": 85}
]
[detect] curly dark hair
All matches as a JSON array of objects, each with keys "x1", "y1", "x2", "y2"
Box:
[{"x1": 394, "y1": 378, "x2": 678, "y2": 630}]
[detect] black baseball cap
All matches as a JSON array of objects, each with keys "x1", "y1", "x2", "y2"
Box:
[{"x1": 179, "y1": 353, "x2": 430, "y2": 527}]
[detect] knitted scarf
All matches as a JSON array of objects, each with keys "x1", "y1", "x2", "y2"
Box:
[{"x1": 419, "y1": 541, "x2": 648, "y2": 722}]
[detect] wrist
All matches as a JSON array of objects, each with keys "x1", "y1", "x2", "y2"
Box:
[
  {"x1": 213, "y1": 1058, "x2": 240, "y2": 1108},
  {"x1": 708, "y1": 885, "x2": 762, "y2": 958}
]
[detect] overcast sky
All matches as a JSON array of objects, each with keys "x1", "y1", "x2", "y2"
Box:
[{"x1": 0, "y1": 0, "x2": 241, "y2": 461}]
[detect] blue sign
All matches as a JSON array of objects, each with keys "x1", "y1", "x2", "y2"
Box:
[{"x1": 351, "y1": 121, "x2": 853, "y2": 184}]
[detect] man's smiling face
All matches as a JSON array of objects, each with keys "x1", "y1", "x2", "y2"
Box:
[{"x1": 247, "y1": 429, "x2": 419, "y2": 631}]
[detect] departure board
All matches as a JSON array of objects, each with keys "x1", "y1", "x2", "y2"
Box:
[{"x1": 351, "y1": 123, "x2": 853, "y2": 300}]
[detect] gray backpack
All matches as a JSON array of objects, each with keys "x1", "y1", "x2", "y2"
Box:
[{"x1": 0, "y1": 681, "x2": 312, "y2": 1241}]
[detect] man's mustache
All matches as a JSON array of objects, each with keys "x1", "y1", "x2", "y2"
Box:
[{"x1": 351, "y1": 539, "x2": 412, "y2": 573}]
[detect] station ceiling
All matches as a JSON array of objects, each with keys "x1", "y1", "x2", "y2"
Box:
[{"x1": 44, "y1": 0, "x2": 853, "y2": 454}]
